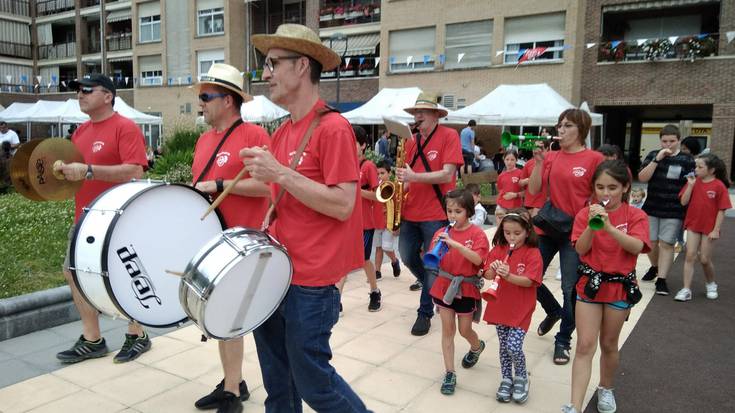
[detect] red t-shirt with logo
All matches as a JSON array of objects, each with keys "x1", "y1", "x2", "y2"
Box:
[
  {"x1": 72, "y1": 113, "x2": 148, "y2": 221},
  {"x1": 522, "y1": 159, "x2": 546, "y2": 208},
  {"x1": 482, "y1": 244, "x2": 542, "y2": 331},
  {"x1": 572, "y1": 203, "x2": 651, "y2": 303},
  {"x1": 542, "y1": 149, "x2": 604, "y2": 218},
  {"x1": 192, "y1": 122, "x2": 270, "y2": 229},
  {"x1": 269, "y1": 101, "x2": 363, "y2": 286},
  {"x1": 680, "y1": 179, "x2": 732, "y2": 234},
  {"x1": 497, "y1": 167, "x2": 524, "y2": 209},
  {"x1": 429, "y1": 224, "x2": 489, "y2": 300},
  {"x1": 403, "y1": 125, "x2": 464, "y2": 222},
  {"x1": 359, "y1": 159, "x2": 379, "y2": 230}
]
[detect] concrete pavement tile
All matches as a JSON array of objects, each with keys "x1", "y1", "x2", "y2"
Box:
[
  {"x1": 336, "y1": 311, "x2": 390, "y2": 333},
  {"x1": 134, "y1": 380, "x2": 211, "y2": 413},
  {"x1": 0, "y1": 330, "x2": 67, "y2": 356},
  {"x1": 163, "y1": 325, "x2": 210, "y2": 345},
  {"x1": 0, "y1": 359, "x2": 45, "y2": 388},
  {"x1": 402, "y1": 383, "x2": 494, "y2": 413},
  {"x1": 151, "y1": 345, "x2": 221, "y2": 380},
  {"x1": 242, "y1": 401, "x2": 266, "y2": 413},
  {"x1": 0, "y1": 350, "x2": 12, "y2": 362},
  {"x1": 90, "y1": 366, "x2": 185, "y2": 405},
  {"x1": 519, "y1": 376, "x2": 573, "y2": 412},
  {"x1": 128, "y1": 335, "x2": 195, "y2": 365},
  {"x1": 25, "y1": 389, "x2": 126, "y2": 413},
  {"x1": 380, "y1": 290, "x2": 423, "y2": 310},
  {"x1": 194, "y1": 351, "x2": 263, "y2": 392},
  {"x1": 381, "y1": 346, "x2": 446, "y2": 380},
  {"x1": 335, "y1": 334, "x2": 406, "y2": 365},
  {"x1": 20, "y1": 344, "x2": 82, "y2": 374},
  {"x1": 368, "y1": 316, "x2": 431, "y2": 346},
  {"x1": 491, "y1": 403, "x2": 546, "y2": 413},
  {"x1": 46, "y1": 320, "x2": 85, "y2": 341},
  {"x1": 453, "y1": 362, "x2": 502, "y2": 395},
  {"x1": 0, "y1": 374, "x2": 81, "y2": 413},
  {"x1": 52, "y1": 355, "x2": 143, "y2": 388},
  {"x1": 352, "y1": 367, "x2": 433, "y2": 406},
  {"x1": 339, "y1": 292, "x2": 368, "y2": 312},
  {"x1": 97, "y1": 316, "x2": 130, "y2": 332},
  {"x1": 358, "y1": 396, "x2": 401, "y2": 413},
  {"x1": 328, "y1": 325, "x2": 361, "y2": 349},
  {"x1": 527, "y1": 351, "x2": 574, "y2": 385},
  {"x1": 331, "y1": 353, "x2": 375, "y2": 383}
]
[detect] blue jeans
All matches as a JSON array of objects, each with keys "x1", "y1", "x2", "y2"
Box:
[
  {"x1": 536, "y1": 235, "x2": 581, "y2": 349},
  {"x1": 253, "y1": 285, "x2": 371, "y2": 413},
  {"x1": 398, "y1": 219, "x2": 449, "y2": 318}
]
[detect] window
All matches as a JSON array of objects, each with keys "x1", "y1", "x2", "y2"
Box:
[
  {"x1": 197, "y1": 0, "x2": 224, "y2": 36},
  {"x1": 138, "y1": 1, "x2": 161, "y2": 43},
  {"x1": 389, "y1": 26, "x2": 435, "y2": 72},
  {"x1": 503, "y1": 13, "x2": 565, "y2": 64},
  {"x1": 197, "y1": 49, "x2": 225, "y2": 78},
  {"x1": 139, "y1": 55, "x2": 162, "y2": 86},
  {"x1": 142, "y1": 117, "x2": 162, "y2": 148},
  {"x1": 445, "y1": 20, "x2": 493, "y2": 69}
]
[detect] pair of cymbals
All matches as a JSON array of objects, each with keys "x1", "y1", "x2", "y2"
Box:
[{"x1": 11, "y1": 138, "x2": 84, "y2": 201}]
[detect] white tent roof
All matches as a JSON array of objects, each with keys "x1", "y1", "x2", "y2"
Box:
[
  {"x1": 445, "y1": 83, "x2": 603, "y2": 126},
  {"x1": 113, "y1": 97, "x2": 162, "y2": 124},
  {"x1": 0, "y1": 102, "x2": 34, "y2": 122},
  {"x1": 241, "y1": 95, "x2": 289, "y2": 123},
  {"x1": 343, "y1": 87, "x2": 453, "y2": 125},
  {"x1": 0, "y1": 100, "x2": 63, "y2": 123},
  {"x1": 0, "y1": 98, "x2": 161, "y2": 125},
  {"x1": 0, "y1": 103, "x2": 5, "y2": 112}
]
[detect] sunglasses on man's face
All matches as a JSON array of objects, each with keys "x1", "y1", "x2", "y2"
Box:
[
  {"x1": 198, "y1": 92, "x2": 228, "y2": 103},
  {"x1": 79, "y1": 86, "x2": 110, "y2": 95}
]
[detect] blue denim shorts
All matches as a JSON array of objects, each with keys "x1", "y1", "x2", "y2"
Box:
[{"x1": 576, "y1": 295, "x2": 632, "y2": 310}]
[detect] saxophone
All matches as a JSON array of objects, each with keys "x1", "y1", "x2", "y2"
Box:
[{"x1": 376, "y1": 136, "x2": 405, "y2": 232}]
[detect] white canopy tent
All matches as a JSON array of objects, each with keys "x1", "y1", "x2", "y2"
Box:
[
  {"x1": 240, "y1": 95, "x2": 289, "y2": 123},
  {"x1": 0, "y1": 103, "x2": 5, "y2": 112},
  {"x1": 445, "y1": 83, "x2": 603, "y2": 126},
  {"x1": 0, "y1": 102, "x2": 34, "y2": 122},
  {"x1": 0, "y1": 100, "x2": 63, "y2": 123},
  {"x1": 342, "y1": 87, "x2": 451, "y2": 125}
]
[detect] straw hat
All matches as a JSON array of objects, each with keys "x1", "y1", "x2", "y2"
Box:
[
  {"x1": 252, "y1": 24, "x2": 341, "y2": 71},
  {"x1": 192, "y1": 63, "x2": 252, "y2": 102},
  {"x1": 404, "y1": 93, "x2": 449, "y2": 118}
]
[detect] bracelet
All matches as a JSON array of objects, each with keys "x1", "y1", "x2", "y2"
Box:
[{"x1": 215, "y1": 178, "x2": 224, "y2": 193}]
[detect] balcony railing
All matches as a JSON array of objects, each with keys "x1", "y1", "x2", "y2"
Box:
[
  {"x1": 319, "y1": 2, "x2": 380, "y2": 28},
  {"x1": 140, "y1": 76, "x2": 162, "y2": 86},
  {"x1": 0, "y1": 40, "x2": 32, "y2": 59},
  {"x1": 0, "y1": 0, "x2": 30, "y2": 16},
  {"x1": 107, "y1": 33, "x2": 132, "y2": 51},
  {"x1": 81, "y1": 0, "x2": 100, "y2": 7},
  {"x1": 38, "y1": 42, "x2": 76, "y2": 59},
  {"x1": 85, "y1": 42, "x2": 101, "y2": 54},
  {"x1": 597, "y1": 33, "x2": 719, "y2": 63},
  {"x1": 37, "y1": 0, "x2": 75, "y2": 16}
]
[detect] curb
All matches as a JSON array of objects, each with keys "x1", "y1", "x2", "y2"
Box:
[{"x1": 0, "y1": 286, "x2": 80, "y2": 341}]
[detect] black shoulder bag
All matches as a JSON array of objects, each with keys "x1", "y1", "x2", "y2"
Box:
[
  {"x1": 193, "y1": 119, "x2": 244, "y2": 186},
  {"x1": 409, "y1": 125, "x2": 446, "y2": 211},
  {"x1": 532, "y1": 158, "x2": 573, "y2": 241}
]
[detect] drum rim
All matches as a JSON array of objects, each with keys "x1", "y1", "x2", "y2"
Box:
[{"x1": 72, "y1": 181, "x2": 225, "y2": 328}]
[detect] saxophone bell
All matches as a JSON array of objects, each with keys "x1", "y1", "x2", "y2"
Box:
[{"x1": 376, "y1": 181, "x2": 395, "y2": 203}]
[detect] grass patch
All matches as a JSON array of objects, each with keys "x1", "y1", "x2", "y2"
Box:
[{"x1": 0, "y1": 193, "x2": 73, "y2": 299}]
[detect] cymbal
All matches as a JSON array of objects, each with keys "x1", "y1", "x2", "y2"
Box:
[
  {"x1": 11, "y1": 138, "x2": 84, "y2": 201},
  {"x1": 10, "y1": 139, "x2": 44, "y2": 201}
]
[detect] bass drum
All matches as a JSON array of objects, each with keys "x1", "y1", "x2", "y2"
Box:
[{"x1": 70, "y1": 181, "x2": 224, "y2": 328}]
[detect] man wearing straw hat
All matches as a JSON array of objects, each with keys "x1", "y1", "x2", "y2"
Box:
[
  {"x1": 190, "y1": 63, "x2": 270, "y2": 413},
  {"x1": 397, "y1": 94, "x2": 464, "y2": 336},
  {"x1": 240, "y1": 24, "x2": 370, "y2": 412}
]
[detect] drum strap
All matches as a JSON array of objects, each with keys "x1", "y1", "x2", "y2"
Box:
[{"x1": 193, "y1": 119, "x2": 244, "y2": 186}]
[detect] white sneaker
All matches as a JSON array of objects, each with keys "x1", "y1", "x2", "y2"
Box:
[
  {"x1": 561, "y1": 404, "x2": 579, "y2": 413},
  {"x1": 597, "y1": 387, "x2": 617, "y2": 413},
  {"x1": 674, "y1": 288, "x2": 692, "y2": 302},
  {"x1": 555, "y1": 269, "x2": 562, "y2": 281},
  {"x1": 706, "y1": 282, "x2": 718, "y2": 300}
]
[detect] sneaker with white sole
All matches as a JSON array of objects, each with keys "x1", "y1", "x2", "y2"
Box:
[
  {"x1": 706, "y1": 282, "x2": 718, "y2": 299},
  {"x1": 597, "y1": 386, "x2": 617, "y2": 413},
  {"x1": 561, "y1": 404, "x2": 579, "y2": 413},
  {"x1": 674, "y1": 288, "x2": 692, "y2": 302},
  {"x1": 496, "y1": 378, "x2": 512, "y2": 403},
  {"x1": 511, "y1": 376, "x2": 530, "y2": 404}
]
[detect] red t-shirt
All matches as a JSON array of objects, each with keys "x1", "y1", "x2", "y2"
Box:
[
  {"x1": 680, "y1": 179, "x2": 732, "y2": 234},
  {"x1": 359, "y1": 159, "x2": 379, "y2": 230},
  {"x1": 482, "y1": 244, "x2": 542, "y2": 331},
  {"x1": 572, "y1": 203, "x2": 651, "y2": 303},
  {"x1": 403, "y1": 125, "x2": 464, "y2": 222},
  {"x1": 429, "y1": 224, "x2": 489, "y2": 300},
  {"x1": 522, "y1": 159, "x2": 546, "y2": 208},
  {"x1": 269, "y1": 101, "x2": 363, "y2": 286},
  {"x1": 542, "y1": 149, "x2": 604, "y2": 218},
  {"x1": 373, "y1": 186, "x2": 387, "y2": 230},
  {"x1": 72, "y1": 113, "x2": 148, "y2": 221},
  {"x1": 192, "y1": 122, "x2": 270, "y2": 229},
  {"x1": 497, "y1": 167, "x2": 524, "y2": 209}
]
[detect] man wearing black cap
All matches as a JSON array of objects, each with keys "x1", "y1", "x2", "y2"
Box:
[{"x1": 53, "y1": 74, "x2": 150, "y2": 364}]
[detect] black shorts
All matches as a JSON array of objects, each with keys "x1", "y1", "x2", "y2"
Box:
[
  {"x1": 363, "y1": 229, "x2": 374, "y2": 261},
  {"x1": 433, "y1": 296, "x2": 477, "y2": 315}
]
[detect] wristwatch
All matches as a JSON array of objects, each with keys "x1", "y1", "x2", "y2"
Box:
[{"x1": 85, "y1": 164, "x2": 94, "y2": 180}]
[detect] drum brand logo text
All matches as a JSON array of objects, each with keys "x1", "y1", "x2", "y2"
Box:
[{"x1": 116, "y1": 245, "x2": 163, "y2": 309}]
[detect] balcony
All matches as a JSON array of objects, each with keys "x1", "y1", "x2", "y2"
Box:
[
  {"x1": 38, "y1": 42, "x2": 76, "y2": 59},
  {"x1": 37, "y1": 0, "x2": 75, "y2": 16},
  {"x1": 319, "y1": 2, "x2": 380, "y2": 29},
  {"x1": 597, "y1": 33, "x2": 719, "y2": 63},
  {"x1": 107, "y1": 33, "x2": 132, "y2": 51},
  {"x1": 0, "y1": 0, "x2": 30, "y2": 16},
  {"x1": 0, "y1": 40, "x2": 32, "y2": 59},
  {"x1": 81, "y1": 0, "x2": 100, "y2": 7}
]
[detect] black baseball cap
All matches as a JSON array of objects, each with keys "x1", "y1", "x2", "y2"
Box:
[{"x1": 69, "y1": 74, "x2": 116, "y2": 98}]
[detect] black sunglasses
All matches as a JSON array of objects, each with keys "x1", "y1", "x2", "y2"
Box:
[{"x1": 198, "y1": 92, "x2": 228, "y2": 102}]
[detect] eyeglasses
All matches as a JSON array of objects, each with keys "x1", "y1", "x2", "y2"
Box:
[
  {"x1": 263, "y1": 55, "x2": 302, "y2": 73},
  {"x1": 198, "y1": 92, "x2": 228, "y2": 102},
  {"x1": 79, "y1": 86, "x2": 101, "y2": 94}
]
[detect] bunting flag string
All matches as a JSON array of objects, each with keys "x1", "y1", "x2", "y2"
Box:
[
  {"x1": 496, "y1": 50, "x2": 505, "y2": 56},
  {"x1": 726, "y1": 31, "x2": 735, "y2": 44},
  {"x1": 374, "y1": 57, "x2": 380, "y2": 67},
  {"x1": 457, "y1": 52, "x2": 465, "y2": 63},
  {"x1": 423, "y1": 55, "x2": 430, "y2": 64},
  {"x1": 438, "y1": 54, "x2": 445, "y2": 64}
]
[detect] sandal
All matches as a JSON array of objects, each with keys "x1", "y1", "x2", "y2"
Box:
[
  {"x1": 553, "y1": 344, "x2": 570, "y2": 365},
  {"x1": 537, "y1": 313, "x2": 561, "y2": 336},
  {"x1": 496, "y1": 378, "x2": 512, "y2": 403}
]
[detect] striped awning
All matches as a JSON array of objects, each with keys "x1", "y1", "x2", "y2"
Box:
[
  {"x1": 603, "y1": 0, "x2": 718, "y2": 13},
  {"x1": 107, "y1": 9, "x2": 131, "y2": 23},
  {"x1": 322, "y1": 33, "x2": 380, "y2": 57},
  {"x1": 107, "y1": 55, "x2": 132, "y2": 63}
]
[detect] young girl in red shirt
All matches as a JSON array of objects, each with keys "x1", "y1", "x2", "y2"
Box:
[
  {"x1": 427, "y1": 189, "x2": 490, "y2": 396},
  {"x1": 496, "y1": 149, "x2": 524, "y2": 220},
  {"x1": 676, "y1": 153, "x2": 732, "y2": 301},
  {"x1": 482, "y1": 208, "x2": 542, "y2": 405},
  {"x1": 562, "y1": 160, "x2": 650, "y2": 413}
]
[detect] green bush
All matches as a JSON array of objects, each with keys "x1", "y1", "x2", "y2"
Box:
[
  {"x1": 456, "y1": 178, "x2": 494, "y2": 197},
  {"x1": 162, "y1": 127, "x2": 199, "y2": 154},
  {"x1": 148, "y1": 127, "x2": 198, "y2": 183}
]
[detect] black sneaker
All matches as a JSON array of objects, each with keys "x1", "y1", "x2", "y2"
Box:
[
  {"x1": 368, "y1": 290, "x2": 382, "y2": 312},
  {"x1": 216, "y1": 391, "x2": 243, "y2": 413},
  {"x1": 375, "y1": 271, "x2": 382, "y2": 280},
  {"x1": 537, "y1": 313, "x2": 561, "y2": 336},
  {"x1": 461, "y1": 340, "x2": 485, "y2": 368},
  {"x1": 655, "y1": 278, "x2": 670, "y2": 296},
  {"x1": 56, "y1": 335, "x2": 108, "y2": 363},
  {"x1": 114, "y1": 332, "x2": 151, "y2": 363},
  {"x1": 392, "y1": 260, "x2": 401, "y2": 277},
  {"x1": 409, "y1": 280, "x2": 423, "y2": 291},
  {"x1": 641, "y1": 266, "x2": 658, "y2": 281},
  {"x1": 195, "y1": 379, "x2": 250, "y2": 410},
  {"x1": 411, "y1": 314, "x2": 431, "y2": 336}
]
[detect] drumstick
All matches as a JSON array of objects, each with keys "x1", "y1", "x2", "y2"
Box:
[
  {"x1": 165, "y1": 269, "x2": 185, "y2": 277},
  {"x1": 201, "y1": 166, "x2": 248, "y2": 220}
]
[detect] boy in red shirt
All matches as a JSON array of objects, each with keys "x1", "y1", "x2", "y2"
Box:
[{"x1": 373, "y1": 159, "x2": 401, "y2": 279}]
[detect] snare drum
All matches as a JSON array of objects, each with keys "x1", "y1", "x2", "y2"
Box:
[
  {"x1": 70, "y1": 181, "x2": 224, "y2": 327},
  {"x1": 180, "y1": 227, "x2": 292, "y2": 340}
]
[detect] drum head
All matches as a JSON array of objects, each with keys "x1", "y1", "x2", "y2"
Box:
[
  {"x1": 204, "y1": 246, "x2": 291, "y2": 339},
  {"x1": 104, "y1": 184, "x2": 223, "y2": 327}
]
